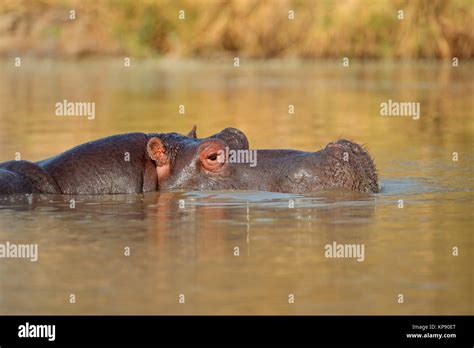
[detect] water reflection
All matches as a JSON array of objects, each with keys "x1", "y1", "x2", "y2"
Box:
[{"x1": 0, "y1": 60, "x2": 472, "y2": 314}]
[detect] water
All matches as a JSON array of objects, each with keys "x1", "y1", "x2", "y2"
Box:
[{"x1": 0, "y1": 59, "x2": 472, "y2": 314}]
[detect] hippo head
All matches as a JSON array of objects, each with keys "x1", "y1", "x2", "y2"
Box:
[
  {"x1": 321, "y1": 139, "x2": 379, "y2": 193},
  {"x1": 147, "y1": 131, "x2": 379, "y2": 193},
  {"x1": 147, "y1": 126, "x2": 248, "y2": 190}
]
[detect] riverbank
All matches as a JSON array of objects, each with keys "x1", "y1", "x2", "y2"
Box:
[{"x1": 1, "y1": 0, "x2": 472, "y2": 59}]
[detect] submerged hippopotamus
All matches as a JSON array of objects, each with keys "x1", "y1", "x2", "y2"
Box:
[
  {"x1": 0, "y1": 126, "x2": 249, "y2": 195},
  {"x1": 0, "y1": 160, "x2": 61, "y2": 195},
  {"x1": 146, "y1": 137, "x2": 379, "y2": 193},
  {"x1": 1, "y1": 126, "x2": 378, "y2": 195}
]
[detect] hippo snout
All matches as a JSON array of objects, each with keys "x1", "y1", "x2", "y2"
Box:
[{"x1": 322, "y1": 139, "x2": 379, "y2": 193}]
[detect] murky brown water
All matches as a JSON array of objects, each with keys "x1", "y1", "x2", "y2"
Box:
[{"x1": 0, "y1": 59, "x2": 472, "y2": 314}]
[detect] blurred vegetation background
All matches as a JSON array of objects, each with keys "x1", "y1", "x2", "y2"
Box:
[{"x1": 0, "y1": 0, "x2": 472, "y2": 59}]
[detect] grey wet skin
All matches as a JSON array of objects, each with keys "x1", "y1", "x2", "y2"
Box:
[
  {"x1": 37, "y1": 132, "x2": 160, "y2": 194},
  {"x1": 0, "y1": 127, "x2": 250, "y2": 195},
  {"x1": 147, "y1": 137, "x2": 379, "y2": 194},
  {"x1": 0, "y1": 160, "x2": 61, "y2": 194}
]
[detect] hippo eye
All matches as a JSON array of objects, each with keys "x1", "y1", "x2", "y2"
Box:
[{"x1": 207, "y1": 154, "x2": 218, "y2": 161}]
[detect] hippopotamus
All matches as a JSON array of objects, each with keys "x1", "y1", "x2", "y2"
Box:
[
  {"x1": 0, "y1": 160, "x2": 61, "y2": 195},
  {"x1": 146, "y1": 137, "x2": 379, "y2": 193},
  {"x1": 0, "y1": 126, "x2": 249, "y2": 195}
]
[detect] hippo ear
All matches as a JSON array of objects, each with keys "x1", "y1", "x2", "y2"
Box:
[
  {"x1": 209, "y1": 127, "x2": 249, "y2": 150},
  {"x1": 197, "y1": 139, "x2": 227, "y2": 172},
  {"x1": 187, "y1": 125, "x2": 197, "y2": 138},
  {"x1": 147, "y1": 137, "x2": 169, "y2": 167}
]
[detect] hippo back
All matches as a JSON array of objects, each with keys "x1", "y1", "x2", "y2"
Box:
[
  {"x1": 0, "y1": 160, "x2": 61, "y2": 195},
  {"x1": 38, "y1": 133, "x2": 158, "y2": 194}
]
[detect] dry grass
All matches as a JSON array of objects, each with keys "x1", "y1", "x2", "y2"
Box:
[{"x1": 0, "y1": 0, "x2": 472, "y2": 58}]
